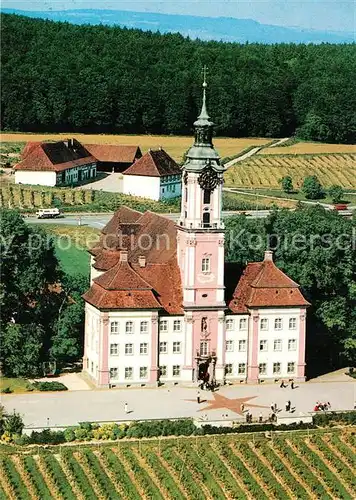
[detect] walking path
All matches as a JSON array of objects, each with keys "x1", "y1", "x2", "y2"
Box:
[
  {"x1": 224, "y1": 147, "x2": 262, "y2": 168},
  {"x1": 267, "y1": 137, "x2": 290, "y2": 148},
  {"x1": 2, "y1": 378, "x2": 355, "y2": 430}
]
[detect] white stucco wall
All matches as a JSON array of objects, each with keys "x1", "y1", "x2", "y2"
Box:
[
  {"x1": 123, "y1": 175, "x2": 160, "y2": 201},
  {"x1": 256, "y1": 308, "x2": 301, "y2": 379},
  {"x1": 15, "y1": 170, "x2": 57, "y2": 187},
  {"x1": 84, "y1": 303, "x2": 101, "y2": 382},
  {"x1": 224, "y1": 314, "x2": 249, "y2": 379}
]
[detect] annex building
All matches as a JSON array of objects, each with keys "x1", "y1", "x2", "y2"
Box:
[
  {"x1": 83, "y1": 80, "x2": 309, "y2": 387},
  {"x1": 14, "y1": 139, "x2": 97, "y2": 187}
]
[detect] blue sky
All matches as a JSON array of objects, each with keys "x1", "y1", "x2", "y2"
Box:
[{"x1": 2, "y1": 0, "x2": 355, "y2": 32}]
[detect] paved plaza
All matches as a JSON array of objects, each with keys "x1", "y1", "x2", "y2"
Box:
[{"x1": 2, "y1": 378, "x2": 355, "y2": 430}]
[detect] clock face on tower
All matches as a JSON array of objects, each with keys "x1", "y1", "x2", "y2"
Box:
[{"x1": 198, "y1": 165, "x2": 220, "y2": 190}]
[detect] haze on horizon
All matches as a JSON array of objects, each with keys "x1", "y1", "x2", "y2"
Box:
[{"x1": 2, "y1": 0, "x2": 355, "y2": 33}]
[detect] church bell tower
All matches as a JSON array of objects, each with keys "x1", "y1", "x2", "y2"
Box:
[{"x1": 177, "y1": 70, "x2": 227, "y2": 383}]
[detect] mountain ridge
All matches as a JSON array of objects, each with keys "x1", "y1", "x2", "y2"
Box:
[{"x1": 1, "y1": 8, "x2": 354, "y2": 44}]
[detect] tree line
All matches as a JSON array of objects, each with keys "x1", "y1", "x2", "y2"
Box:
[{"x1": 1, "y1": 13, "x2": 355, "y2": 143}]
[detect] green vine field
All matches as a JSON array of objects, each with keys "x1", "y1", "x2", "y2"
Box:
[{"x1": 0, "y1": 428, "x2": 355, "y2": 499}]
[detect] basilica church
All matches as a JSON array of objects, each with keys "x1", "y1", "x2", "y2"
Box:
[{"x1": 83, "y1": 79, "x2": 309, "y2": 388}]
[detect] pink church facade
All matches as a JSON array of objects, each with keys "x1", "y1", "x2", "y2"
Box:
[{"x1": 82, "y1": 79, "x2": 309, "y2": 388}]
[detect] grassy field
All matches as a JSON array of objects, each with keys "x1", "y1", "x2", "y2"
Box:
[
  {"x1": 225, "y1": 153, "x2": 356, "y2": 189},
  {"x1": 260, "y1": 141, "x2": 356, "y2": 155},
  {"x1": 0, "y1": 133, "x2": 271, "y2": 162},
  {"x1": 0, "y1": 378, "x2": 30, "y2": 394},
  {"x1": 0, "y1": 429, "x2": 355, "y2": 499},
  {"x1": 32, "y1": 224, "x2": 99, "y2": 277}
]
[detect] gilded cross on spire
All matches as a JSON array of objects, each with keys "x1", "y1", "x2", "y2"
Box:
[{"x1": 198, "y1": 65, "x2": 210, "y2": 120}]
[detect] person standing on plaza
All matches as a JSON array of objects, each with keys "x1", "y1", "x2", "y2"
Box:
[
  {"x1": 259, "y1": 412, "x2": 263, "y2": 423},
  {"x1": 124, "y1": 402, "x2": 128, "y2": 414},
  {"x1": 197, "y1": 390, "x2": 201, "y2": 404},
  {"x1": 291, "y1": 381, "x2": 294, "y2": 390}
]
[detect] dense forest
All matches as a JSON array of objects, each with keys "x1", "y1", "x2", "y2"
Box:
[{"x1": 1, "y1": 13, "x2": 356, "y2": 143}]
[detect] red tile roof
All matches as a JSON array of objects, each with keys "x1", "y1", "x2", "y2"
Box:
[
  {"x1": 15, "y1": 140, "x2": 96, "y2": 172},
  {"x1": 84, "y1": 144, "x2": 141, "y2": 163},
  {"x1": 21, "y1": 142, "x2": 42, "y2": 159},
  {"x1": 85, "y1": 206, "x2": 183, "y2": 313},
  {"x1": 123, "y1": 149, "x2": 181, "y2": 177},
  {"x1": 229, "y1": 254, "x2": 309, "y2": 313}
]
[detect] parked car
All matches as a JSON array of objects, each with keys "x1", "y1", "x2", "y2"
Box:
[{"x1": 36, "y1": 208, "x2": 61, "y2": 219}]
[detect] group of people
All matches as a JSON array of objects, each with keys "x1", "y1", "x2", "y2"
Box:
[
  {"x1": 314, "y1": 401, "x2": 331, "y2": 411},
  {"x1": 280, "y1": 380, "x2": 295, "y2": 389}
]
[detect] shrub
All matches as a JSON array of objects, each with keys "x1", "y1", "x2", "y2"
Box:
[
  {"x1": 32, "y1": 381, "x2": 68, "y2": 391},
  {"x1": 3, "y1": 411, "x2": 24, "y2": 436},
  {"x1": 64, "y1": 428, "x2": 76, "y2": 442},
  {"x1": 302, "y1": 175, "x2": 325, "y2": 200},
  {"x1": 28, "y1": 429, "x2": 66, "y2": 445},
  {"x1": 328, "y1": 185, "x2": 344, "y2": 204},
  {"x1": 1, "y1": 387, "x2": 13, "y2": 394},
  {"x1": 279, "y1": 175, "x2": 294, "y2": 193}
]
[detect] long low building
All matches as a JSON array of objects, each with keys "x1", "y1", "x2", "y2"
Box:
[{"x1": 14, "y1": 139, "x2": 97, "y2": 187}]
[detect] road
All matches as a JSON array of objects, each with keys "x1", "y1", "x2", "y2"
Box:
[{"x1": 25, "y1": 210, "x2": 272, "y2": 229}]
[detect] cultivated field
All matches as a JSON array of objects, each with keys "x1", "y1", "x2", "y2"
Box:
[
  {"x1": 0, "y1": 133, "x2": 271, "y2": 162},
  {"x1": 0, "y1": 430, "x2": 355, "y2": 499},
  {"x1": 259, "y1": 141, "x2": 356, "y2": 155},
  {"x1": 225, "y1": 153, "x2": 356, "y2": 189}
]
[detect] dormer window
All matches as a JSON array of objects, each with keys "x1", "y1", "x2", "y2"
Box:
[{"x1": 202, "y1": 257, "x2": 210, "y2": 273}]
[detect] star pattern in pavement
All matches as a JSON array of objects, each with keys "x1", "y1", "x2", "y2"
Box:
[{"x1": 185, "y1": 393, "x2": 268, "y2": 415}]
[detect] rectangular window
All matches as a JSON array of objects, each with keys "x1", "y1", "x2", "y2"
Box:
[
  {"x1": 159, "y1": 366, "x2": 167, "y2": 377},
  {"x1": 238, "y1": 363, "x2": 246, "y2": 375},
  {"x1": 110, "y1": 321, "x2": 119, "y2": 334},
  {"x1": 110, "y1": 343, "x2": 119, "y2": 355},
  {"x1": 289, "y1": 318, "x2": 297, "y2": 330},
  {"x1": 203, "y1": 190, "x2": 211, "y2": 204},
  {"x1": 159, "y1": 341, "x2": 168, "y2": 354},
  {"x1": 259, "y1": 363, "x2": 267, "y2": 375},
  {"x1": 287, "y1": 362, "x2": 296, "y2": 374},
  {"x1": 259, "y1": 340, "x2": 268, "y2": 351},
  {"x1": 238, "y1": 339, "x2": 247, "y2": 352},
  {"x1": 139, "y1": 367, "x2": 148, "y2": 379},
  {"x1": 260, "y1": 319, "x2": 268, "y2": 330},
  {"x1": 160, "y1": 320, "x2": 168, "y2": 332},
  {"x1": 225, "y1": 363, "x2": 233, "y2": 375},
  {"x1": 173, "y1": 341, "x2": 181, "y2": 354},
  {"x1": 239, "y1": 318, "x2": 247, "y2": 330},
  {"x1": 125, "y1": 343, "x2": 133, "y2": 355},
  {"x1": 288, "y1": 339, "x2": 297, "y2": 351},
  {"x1": 201, "y1": 257, "x2": 210, "y2": 273},
  {"x1": 125, "y1": 321, "x2": 134, "y2": 334},
  {"x1": 110, "y1": 367, "x2": 118, "y2": 379},
  {"x1": 173, "y1": 320, "x2": 181, "y2": 332},
  {"x1": 200, "y1": 341, "x2": 209, "y2": 356},
  {"x1": 140, "y1": 321, "x2": 148, "y2": 334},
  {"x1": 226, "y1": 319, "x2": 234, "y2": 331},
  {"x1": 273, "y1": 362, "x2": 281, "y2": 374},
  {"x1": 273, "y1": 339, "x2": 282, "y2": 351},
  {"x1": 140, "y1": 343, "x2": 148, "y2": 355},
  {"x1": 124, "y1": 367, "x2": 133, "y2": 380},
  {"x1": 172, "y1": 365, "x2": 181, "y2": 377},
  {"x1": 274, "y1": 318, "x2": 283, "y2": 330},
  {"x1": 225, "y1": 340, "x2": 234, "y2": 352}
]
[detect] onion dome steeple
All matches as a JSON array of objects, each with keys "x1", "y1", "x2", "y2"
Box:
[{"x1": 184, "y1": 67, "x2": 224, "y2": 173}]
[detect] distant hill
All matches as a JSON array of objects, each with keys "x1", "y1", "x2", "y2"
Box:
[{"x1": 1, "y1": 8, "x2": 354, "y2": 44}]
